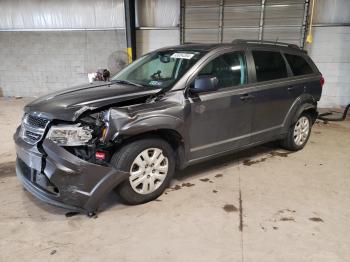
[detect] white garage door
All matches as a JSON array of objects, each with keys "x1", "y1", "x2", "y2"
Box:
[{"x1": 181, "y1": 0, "x2": 309, "y2": 47}]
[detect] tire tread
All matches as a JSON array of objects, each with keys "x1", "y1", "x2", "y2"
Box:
[
  {"x1": 111, "y1": 137, "x2": 175, "y2": 205},
  {"x1": 281, "y1": 113, "x2": 312, "y2": 151}
]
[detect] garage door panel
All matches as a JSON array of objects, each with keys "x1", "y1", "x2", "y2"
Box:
[
  {"x1": 266, "y1": 0, "x2": 305, "y2": 4},
  {"x1": 185, "y1": 0, "x2": 220, "y2": 7},
  {"x1": 224, "y1": 6, "x2": 261, "y2": 27},
  {"x1": 223, "y1": 28, "x2": 259, "y2": 42},
  {"x1": 185, "y1": 7, "x2": 220, "y2": 28},
  {"x1": 264, "y1": 4, "x2": 305, "y2": 26},
  {"x1": 185, "y1": 29, "x2": 219, "y2": 43},
  {"x1": 262, "y1": 38, "x2": 300, "y2": 46},
  {"x1": 182, "y1": 0, "x2": 307, "y2": 46},
  {"x1": 224, "y1": 0, "x2": 261, "y2": 6},
  {"x1": 263, "y1": 26, "x2": 302, "y2": 43}
]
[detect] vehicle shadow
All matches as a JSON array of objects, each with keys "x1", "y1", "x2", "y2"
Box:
[
  {"x1": 101, "y1": 142, "x2": 289, "y2": 212},
  {"x1": 21, "y1": 142, "x2": 288, "y2": 216},
  {"x1": 175, "y1": 141, "x2": 285, "y2": 181}
]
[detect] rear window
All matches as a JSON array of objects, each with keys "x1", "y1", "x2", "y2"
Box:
[
  {"x1": 284, "y1": 54, "x2": 314, "y2": 76},
  {"x1": 252, "y1": 51, "x2": 288, "y2": 82}
]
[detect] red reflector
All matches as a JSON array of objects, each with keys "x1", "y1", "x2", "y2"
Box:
[
  {"x1": 95, "y1": 151, "x2": 106, "y2": 160},
  {"x1": 320, "y1": 76, "x2": 325, "y2": 87}
]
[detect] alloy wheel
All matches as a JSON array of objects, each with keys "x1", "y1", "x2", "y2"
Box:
[{"x1": 293, "y1": 116, "x2": 310, "y2": 146}]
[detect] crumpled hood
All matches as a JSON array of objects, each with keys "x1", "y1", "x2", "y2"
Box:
[{"x1": 24, "y1": 82, "x2": 160, "y2": 121}]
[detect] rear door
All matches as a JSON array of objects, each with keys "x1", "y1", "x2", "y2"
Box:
[
  {"x1": 187, "y1": 50, "x2": 254, "y2": 161},
  {"x1": 283, "y1": 52, "x2": 319, "y2": 100},
  {"x1": 247, "y1": 48, "x2": 294, "y2": 143}
]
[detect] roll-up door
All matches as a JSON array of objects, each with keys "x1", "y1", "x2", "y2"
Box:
[{"x1": 181, "y1": 0, "x2": 309, "y2": 47}]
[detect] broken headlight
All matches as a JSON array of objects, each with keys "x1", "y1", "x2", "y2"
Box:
[{"x1": 47, "y1": 124, "x2": 93, "y2": 146}]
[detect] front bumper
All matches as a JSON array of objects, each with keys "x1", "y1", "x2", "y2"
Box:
[{"x1": 14, "y1": 128, "x2": 128, "y2": 213}]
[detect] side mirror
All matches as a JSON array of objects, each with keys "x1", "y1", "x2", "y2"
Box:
[{"x1": 190, "y1": 76, "x2": 219, "y2": 94}]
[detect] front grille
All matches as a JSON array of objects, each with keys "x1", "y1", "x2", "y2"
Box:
[
  {"x1": 25, "y1": 130, "x2": 42, "y2": 141},
  {"x1": 21, "y1": 114, "x2": 50, "y2": 145},
  {"x1": 26, "y1": 115, "x2": 50, "y2": 129}
]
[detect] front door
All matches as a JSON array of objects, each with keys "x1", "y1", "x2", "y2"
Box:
[{"x1": 187, "y1": 51, "x2": 254, "y2": 161}]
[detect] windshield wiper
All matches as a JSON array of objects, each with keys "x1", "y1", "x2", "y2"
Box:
[{"x1": 112, "y1": 79, "x2": 144, "y2": 88}]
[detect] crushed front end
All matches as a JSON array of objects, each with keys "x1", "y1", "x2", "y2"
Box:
[{"x1": 14, "y1": 113, "x2": 129, "y2": 214}]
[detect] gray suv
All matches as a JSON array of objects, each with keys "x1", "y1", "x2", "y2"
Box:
[{"x1": 14, "y1": 40, "x2": 323, "y2": 214}]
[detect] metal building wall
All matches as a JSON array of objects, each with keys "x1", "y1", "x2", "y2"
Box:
[
  {"x1": 182, "y1": 0, "x2": 308, "y2": 47},
  {"x1": 135, "y1": 0, "x2": 180, "y2": 57},
  {"x1": 0, "y1": 0, "x2": 125, "y2": 29},
  {"x1": 135, "y1": 0, "x2": 179, "y2": 27},
  {"x1": 0, "y1": 0, "x2": 126, "y2": 97},
  {"x1": 306, "y1": 0, "x2": 350, "y2": 107}
]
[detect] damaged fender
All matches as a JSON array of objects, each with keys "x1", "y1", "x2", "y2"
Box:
[{"x1": 104, "y1": 99, "x2": 186, "y2": 143}]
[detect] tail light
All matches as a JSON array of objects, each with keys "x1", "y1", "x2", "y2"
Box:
[{"x1": 320, "y1": 76, "x2": 325, "y2": 88}]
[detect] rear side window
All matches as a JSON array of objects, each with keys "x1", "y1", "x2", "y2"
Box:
[
  {"x1": 284, "y1": 54, "x2": 314, "y2": 76},
  {"x1": 252, "y1": 51, "x2": 288, "y2": 82}
]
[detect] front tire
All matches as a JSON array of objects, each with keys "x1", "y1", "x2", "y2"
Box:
[
  {"x1": 111, "y1": 138, "x2": 175, "y2": 205},
  {"x1": 281, "y1": 113, "x2": 312, "y2": 151}
]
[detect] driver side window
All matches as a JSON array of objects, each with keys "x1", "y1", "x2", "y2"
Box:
[{"x1": 198, "y1": 51, "x2": 247, "y2": 89}]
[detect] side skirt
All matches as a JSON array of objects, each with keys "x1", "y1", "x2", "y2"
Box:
[{"x1": 184, "y1": 134, "x2": 286, "y2": 168}]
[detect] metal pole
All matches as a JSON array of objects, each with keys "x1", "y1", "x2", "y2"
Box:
[
  {"x1": 219, "y1": 0, "x2": 224, "y2": 43},
  {"x1": 124, "y1": 0, "x2": 136, "y2": 63},
  {"x1": 258, "y1": 0, "x2": 265, "y2": 40},
  {"x1": 180, "y1": 0, "x2": 185, "y2": 44},
  {"x1": 301, "y1": 0, "x2": 310, "y2": 49}
]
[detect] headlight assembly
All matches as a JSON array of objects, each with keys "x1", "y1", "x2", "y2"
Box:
[
  {"x1": 47, "y1": 124, "x2": 93, "y2": 146},
  {"x1": 100, "y1": 109, "x2": 111, "y2": 142}
]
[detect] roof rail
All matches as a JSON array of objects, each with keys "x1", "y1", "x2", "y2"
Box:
[{"x1": 232, "y1": 39, "x2": 300, "y2": 50}]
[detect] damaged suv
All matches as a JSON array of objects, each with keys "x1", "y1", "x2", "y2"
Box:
[{"x1": 14, "y1": 40, "x2": 323, "y2": 214}]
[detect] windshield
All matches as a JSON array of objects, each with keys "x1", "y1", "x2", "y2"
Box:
[{"x1": 111, "y1": 50, "x2": 205, "y2": 89}]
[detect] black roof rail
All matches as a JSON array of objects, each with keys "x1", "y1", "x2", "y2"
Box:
[{"x1": 232, "y1": 39, "x2": 300, "y2": 50}]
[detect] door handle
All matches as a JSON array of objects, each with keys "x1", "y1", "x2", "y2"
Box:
[
  {"x1": 287, "y1": 86, "x2": 296, "y2": 91},
  {"x1": 240, "y1": 93, "x2": 254, "y2": 101}
]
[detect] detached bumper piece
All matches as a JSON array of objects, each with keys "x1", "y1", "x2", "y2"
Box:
[{"x1": 14, "y1": 131, "x2": 128, "y2": 214}]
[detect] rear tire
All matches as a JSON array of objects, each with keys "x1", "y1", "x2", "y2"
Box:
[
  {"x1": 111, "y1": 138, "x2": 175, "y2": 205},
  {"x1": 281, "y1": 113, "x2": 312, "y2": 151}
]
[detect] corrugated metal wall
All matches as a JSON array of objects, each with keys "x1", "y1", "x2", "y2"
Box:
[
  {"x1": 0, "y1": 0, "x2": 126, "y2": 97},
  {"x1": 0, "y1": 0, "x2": 125, "y2": 30},
  {"x1": 136, "y1": 29, "x2": 180, "y2": 57},
  {"x1": 135, "y1": 0, "x2": 179, "y2": 27},
  {"x1": 306, "y1": 0, "x2": 350, "y2": 107},
  {"x1": 182, "y1": 0, "x2": 308, "y2": 47},
  {"x1": 135, "y1": 0, "x2": 180, "y2": 57}
]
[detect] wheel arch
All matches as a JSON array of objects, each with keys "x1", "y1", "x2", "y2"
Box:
[
  {"x1": 282, "y1": 94, "x2": 318, "y2": 133},
  {"x1": 115, "y1": 128, "x2": 187, "y2": 170}
]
